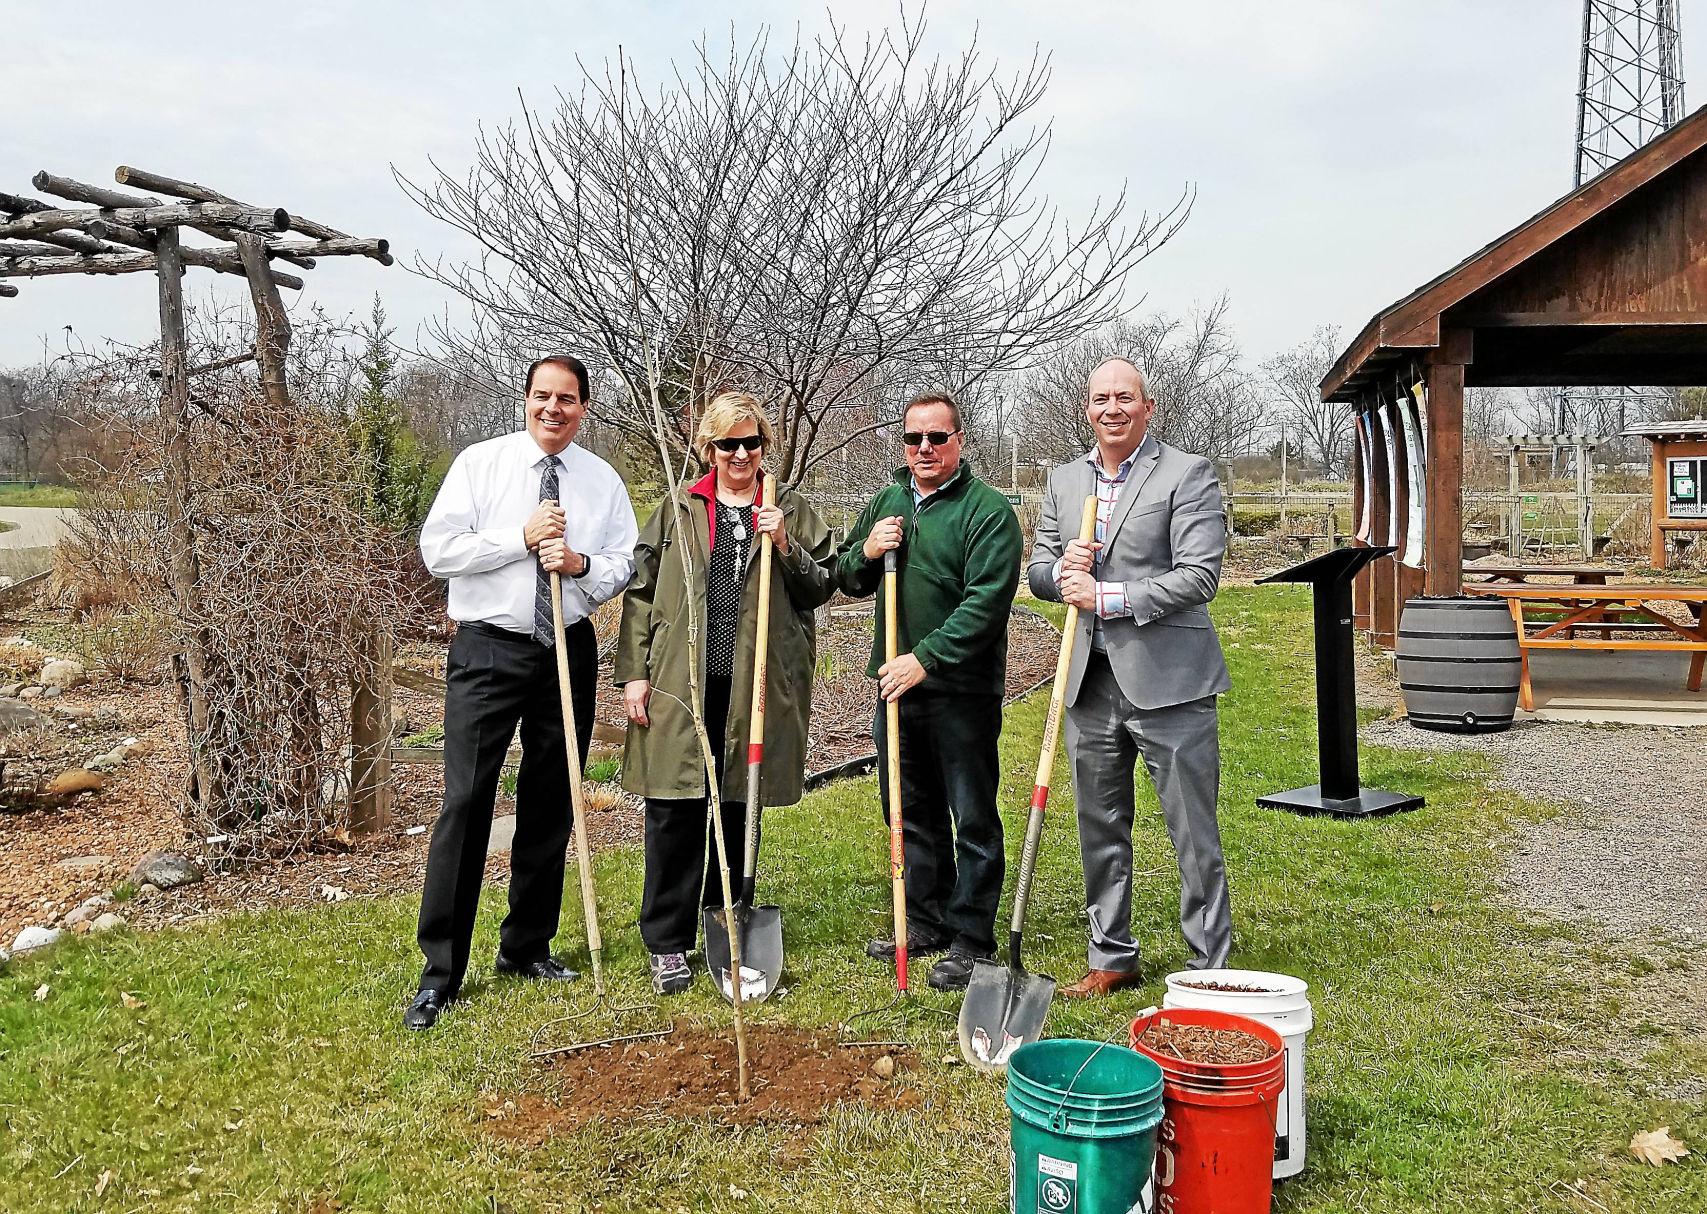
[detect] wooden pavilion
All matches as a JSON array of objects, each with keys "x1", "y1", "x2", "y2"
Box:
[{"x1": 1322, "y1": 104, "x2": 1707, "y2": 645}]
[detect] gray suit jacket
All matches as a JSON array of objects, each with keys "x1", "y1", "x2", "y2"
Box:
[{"x1": 1028, "y1": 440, "x2": 1232, "y2": 711}]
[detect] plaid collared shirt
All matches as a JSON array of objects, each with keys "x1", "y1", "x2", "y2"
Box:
[{"x1": 1088, "y1": 447, "x2": 1135, "y2": 621}]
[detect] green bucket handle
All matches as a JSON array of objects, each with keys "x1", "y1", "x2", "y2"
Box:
[{"x1": 1046, "y1": 1024, "x2": 1137, "y2": 1132}]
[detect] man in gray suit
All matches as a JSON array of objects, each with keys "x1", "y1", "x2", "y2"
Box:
[{"x1": 1028, "y1": 357, "x2": 1232, "y2": 997}]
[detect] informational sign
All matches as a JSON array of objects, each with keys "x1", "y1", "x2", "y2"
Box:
[
  {"x1": 1521, "y1": 493, "x2": 1539, "y2": 525},
  {"x1": 1669, "y1": 457, "x2": 1704, "y2": 518}
]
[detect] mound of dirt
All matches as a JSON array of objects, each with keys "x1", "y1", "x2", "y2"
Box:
[{"x1": 489, "y1": 1025, "x2": 918, "y2": 1136}]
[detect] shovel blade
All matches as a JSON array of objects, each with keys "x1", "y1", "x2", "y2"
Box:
[
  {"x1": 958, "y1": 959, "x2": 1055, "y2": 1074},
  {"x1": 702, "y1": 904, "x2": 784, "y2": 1004}
]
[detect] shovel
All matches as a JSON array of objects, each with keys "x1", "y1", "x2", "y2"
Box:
[
  {"x1": 959, "y1": 494, "x2": 1098, "y2": 1072},
  {"x1": 704, "y1": 474, "x2": 784, "y2": 1003},
  {"x1": 549, "y1": 569, "x2": 605, "y2": 994}
]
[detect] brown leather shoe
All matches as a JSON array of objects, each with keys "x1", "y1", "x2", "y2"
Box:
[{"x1": 1060, "y1": 968, "x2": 1144, "y2": 999}]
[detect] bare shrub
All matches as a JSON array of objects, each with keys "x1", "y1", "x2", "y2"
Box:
[
  {"x1": 0, "y1": 640, "x2": 43, "y2": 683},
  {"x1": 67, "y1": 337, "x2": 416, "y2": 857},
  {"x1": 76, "y1": 608, "x2": 173, "y2": 684}
]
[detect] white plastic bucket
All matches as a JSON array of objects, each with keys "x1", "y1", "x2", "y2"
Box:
[{"x1": 1162, "y1": 968, "x2": 1313, "y2": 1180}]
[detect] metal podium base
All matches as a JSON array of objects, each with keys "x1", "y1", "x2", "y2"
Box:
[{"x1": 1256, "y1": 783, "x2": 1424, "y2": 819}]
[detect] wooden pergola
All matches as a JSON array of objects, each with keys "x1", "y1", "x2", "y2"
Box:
[
  {"x1": 0, "y1": 167, "x2": 396, "y2": 830},
  {"x1": 1323, "y1": 105, "x2": 1707, "y2": 645}
]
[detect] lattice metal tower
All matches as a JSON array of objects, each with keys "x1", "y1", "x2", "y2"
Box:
[
  {"x1": 1576, "y1": 0, "x2": 1685, "y2": 185},
  {"x1": 1559, "y1": 0, "x2": 1686, "y2": 442}
]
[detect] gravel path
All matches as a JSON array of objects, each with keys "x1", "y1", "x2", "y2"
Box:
[{"x1": 1366, "y1": 718, "x2": 1707, "y2": 947}]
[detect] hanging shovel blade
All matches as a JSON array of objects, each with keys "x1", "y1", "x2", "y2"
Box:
[
  {"x1": 703, "y1": 903, "x2": 784, "y2": 1004},
  {"x1": 958, "y1": 959, "x2": 1055, "y2": 1074}
]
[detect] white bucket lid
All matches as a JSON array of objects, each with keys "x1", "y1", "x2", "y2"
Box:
[{"x1": 1162, "y1": 968, "x2": 1313, "y2": 1030}]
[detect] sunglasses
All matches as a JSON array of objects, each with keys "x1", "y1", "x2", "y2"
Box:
[
  {"x1": 902, "y1": 430, "x2": 959, "y2": 447},
  {"x1": 711, "y1": 435, "x2": 765, "y2": 453}
]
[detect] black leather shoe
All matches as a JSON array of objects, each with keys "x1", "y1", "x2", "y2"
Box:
[
  {"x1": 404, "y1": 988, "x2": 452, "y2": 1031},
  {"x1": 865, "y1": 931, "x2": 950, "y2": 962},
  {"x1": 495, "y1": 954, "x2": 581, "y2": 983},
  {"x1": 927, "y1": 948, "x2": 993, "y2": 992}
]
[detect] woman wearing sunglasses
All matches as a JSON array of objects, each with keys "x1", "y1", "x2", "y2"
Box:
[{"x1": 614, "y1": 391, "x2": 835, "y2": 994}]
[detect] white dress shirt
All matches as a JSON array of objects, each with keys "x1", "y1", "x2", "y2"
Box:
[{"x1": 420, "y1": 431, "x2": 638, "y2": 632}]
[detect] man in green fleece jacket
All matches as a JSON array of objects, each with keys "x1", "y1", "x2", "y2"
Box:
[{"x1": 832, "y1": 393, "x2": 1023, "y2": 991}]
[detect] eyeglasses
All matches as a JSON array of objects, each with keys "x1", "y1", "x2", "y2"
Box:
[
  {"x1": 712, "y1": 435, "x2": 764, "y2": 453},
  {"x1": 902, "y1": 430, "x2": 959, "y2": 447}
]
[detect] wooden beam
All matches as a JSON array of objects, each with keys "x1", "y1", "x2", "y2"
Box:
[
  {"x1": 0, "y1": 283, "x2": 17, "y2": 297},
  {"x1": 31, "y1": 171, "x2": 161, "y2": 210},
  {"x1": 0, "y1": 249, "x2": 305, "y2": 291},
  {"x1": 0, "y1": 240, "x2": 79, "y2": 257},
  {"x1": 1455, "y1": 310, "x2": 1707, "y2": 327},
  {"x1": 265, "y1": 237, "x2": 391, "y2": 265},
  {"x1": 0, "y1": 191, "x2": 52, "y2": 216},
  {"x1": 236, "y1": 233, "x2": 292, "y2": 410},
  {"x1": 0, "y1": 203, "x2": 288, "y2": 242},
  {"x1": 1424, "y1": 361, "x2": 1465, "y2": 594},
  {"x1": 115, "y1": 166, "x2": 351, "y2": 241}
]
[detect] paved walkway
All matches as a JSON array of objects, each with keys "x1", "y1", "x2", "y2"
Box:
[{"x1": 0, "y1": 507, "x2": 73, "y2": 580}]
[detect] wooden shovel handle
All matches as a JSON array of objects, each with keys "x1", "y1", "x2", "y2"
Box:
[
  {"x1": 740, "y1": 475, "x2": 777, "y2": 904},
  {"x1": 882, "y1": 548, "x2": 907, "y2": 992},
  {"x1": 1007, "y1": 495, "x2": 1098, "y2": 956}
]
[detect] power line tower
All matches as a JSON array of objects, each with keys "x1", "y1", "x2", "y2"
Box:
[
  {"x1": 1576, "y1": 0, "x2": 1685, "y2": 186},
  {"x1": 1559, "y1": 0, "x2": 1686, "y2": 444}
]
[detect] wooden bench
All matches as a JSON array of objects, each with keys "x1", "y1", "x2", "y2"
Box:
[{"x1": 1461, "y1": 584, "x2": 1707, "y2": 710}]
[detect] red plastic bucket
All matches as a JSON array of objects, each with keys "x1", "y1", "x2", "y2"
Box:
[{"x1": 1130, "y1": 1007, "x2": 1285, "y2": 1214}]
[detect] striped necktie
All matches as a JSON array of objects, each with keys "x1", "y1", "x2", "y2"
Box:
[{"x1": 533, "y1": 455, "x2": 561, "y2": 648}]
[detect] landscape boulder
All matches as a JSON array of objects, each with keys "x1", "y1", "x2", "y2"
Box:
[
  {"x1": 88, "y1": 912, "x2": 127, "y2": 933},
  {"x1": 44, "y1": 769, "x2": 105, "y2": 798},
  {"x1": 39, "y1": 659, "x2": 87, "y2": 691},
  {"x1": 18, "y1": 686, "x2": 42, "y2": 699},
  {"x1": 130, "y1": 851, "x2": 202, "y2": 890},
  {"x1": 55, "y1": 855, "x2": 113, "y2": 877},
  {"x1": 0, "y1": 698, "x2": 47, "y2": 734},
  {"x1": 0, "y1": 682, "x2": 22, "y2": 698},
  {"x1": 11, "y1": 925, "x2": 63, "y2": 954}
]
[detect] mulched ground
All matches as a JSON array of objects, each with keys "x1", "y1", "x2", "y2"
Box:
[
  {"x1": 484, "y1": 1025, "x2": 917, "y2": 1136},
  {"x1": 1, "y1": 607, "x2": 1060, "y2": 941}
]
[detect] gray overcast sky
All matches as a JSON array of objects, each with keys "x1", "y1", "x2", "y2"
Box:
[{"x1": 5, "y1": 1, "x2": 1703, "y2": 369}]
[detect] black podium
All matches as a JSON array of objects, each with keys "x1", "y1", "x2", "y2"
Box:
[{"x1": 1254, "y1": 546, "x2": 1423, "y2": 818}]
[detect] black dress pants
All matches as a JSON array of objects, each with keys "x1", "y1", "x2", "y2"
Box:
[
  {"x1": 872, "y1": 688, "x2": 1005, "y2": 956},
  {"x1": 416, "y1": 618, "x2": 594, "y2": 995},
  {"x1": 637, "y1": 675, "x2": 750, "y2": 955}
]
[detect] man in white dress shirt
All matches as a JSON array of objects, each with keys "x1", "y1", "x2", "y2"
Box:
[{"x1": 406, "y1": 355, "x2": 638, "y2": 1030}]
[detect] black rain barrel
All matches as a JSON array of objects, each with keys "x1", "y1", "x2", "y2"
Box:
[{"x1": 1396, "y1": 597, "x2": 1521, "y2": 733}]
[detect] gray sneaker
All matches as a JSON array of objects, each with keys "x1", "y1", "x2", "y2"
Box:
[{"x1": 650, "y1": 951, "x2": 692, "y2": 995}]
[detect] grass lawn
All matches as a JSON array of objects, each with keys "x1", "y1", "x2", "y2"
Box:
[
  {"x1": 2, "y1": 587, "x2": 1702, "y2": 1213},
  {"x1": 0, "y1": 483, "x2": 82, "y2": 507}
]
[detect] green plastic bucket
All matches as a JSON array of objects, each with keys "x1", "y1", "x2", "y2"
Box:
[{"x1": 1006, "y1": 1040, "x2": 1165, "y2": 1214}]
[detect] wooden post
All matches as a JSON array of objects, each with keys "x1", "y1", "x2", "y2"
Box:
[
  {"x1": 349, "y1": 627, "x2": 394, "y2": 834},
  {"x1": 1368, "y1": 398, "x2": 1396, "y2": 647},
  {"x1": 1424, "y1": 361, "x2": 1465, "y2": 595},
  {"x1": 1576, "y1": 436, "x2": 1593, "y2": 560},
  {"x1": 235, "y1": 233, "x2": 291, "y2": 410},
  {"x1": 1650, "y1": 436, "x2": 1667, "y2": 568},
  {"x1": 156, "y1": 228, "x2": 220, "y2": 815},
  {"x1": 1506, "y1": 442, "x2": 1523, "y2": 559}
]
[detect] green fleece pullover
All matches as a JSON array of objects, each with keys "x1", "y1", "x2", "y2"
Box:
[{"x1": 832, "y1": 462, "x2": 1022, "y2": 697}]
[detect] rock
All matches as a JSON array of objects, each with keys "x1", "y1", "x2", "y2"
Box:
[
  {"x1": 17, "y1": 686, "x2": 42, "y2": 700},
  {"x1": 88, "y1": 912, "x2": 126, "y2": 933},
  {"x1": 44, "y1": 769, "x2": 105, "y2": 797},
  {"x1": 0, "y1": 577, "x2": 13, "y2": 590},
  {"x1": 11, "y1": 925, "x2": 63, "y2": 954},
  {"x1": 0, "y1": 946, "x2": 9, "y2": 968},
  {"x1": 39, "y1": 658, "x2": 87, "y2": 691},
  {"x1": 135, "y1": 883, "x2": 160, "y2": 899},
  {"x1": 87, "y1": 750, "x2": 126, "y2": 772},
  {"x1": 0, "y1": 698, "x2": 47, "y2": 734},
  {"x1": 130, "y1": 851, "x2": 202, "y2": 889},
  {"x1": 871, "y1": 1054, "x2": 896, "y2": 1079},
  {"x1": 41, "y1": 686, "x2": 61, "y2": 699},
  {"x1": 63, "y1": 903, "x2": 97, "y2": 928},
  {"x1": 0, "y1": 683, "x2": 22, "y2": 698},
  {"x1": 55, "y1": 855, "x2": 113, "y2": 876},
  {"x1": 0, "y1": 635, "x2": 32, "y2": 647}
]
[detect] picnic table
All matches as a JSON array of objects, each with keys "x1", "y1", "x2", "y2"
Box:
[
  {"x1": 1465, "y1": 563, "x2": 1624, "y2": 585},
  {"x1": 1461, "y1": 583, "x2": 1707, "y2": 710}
]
